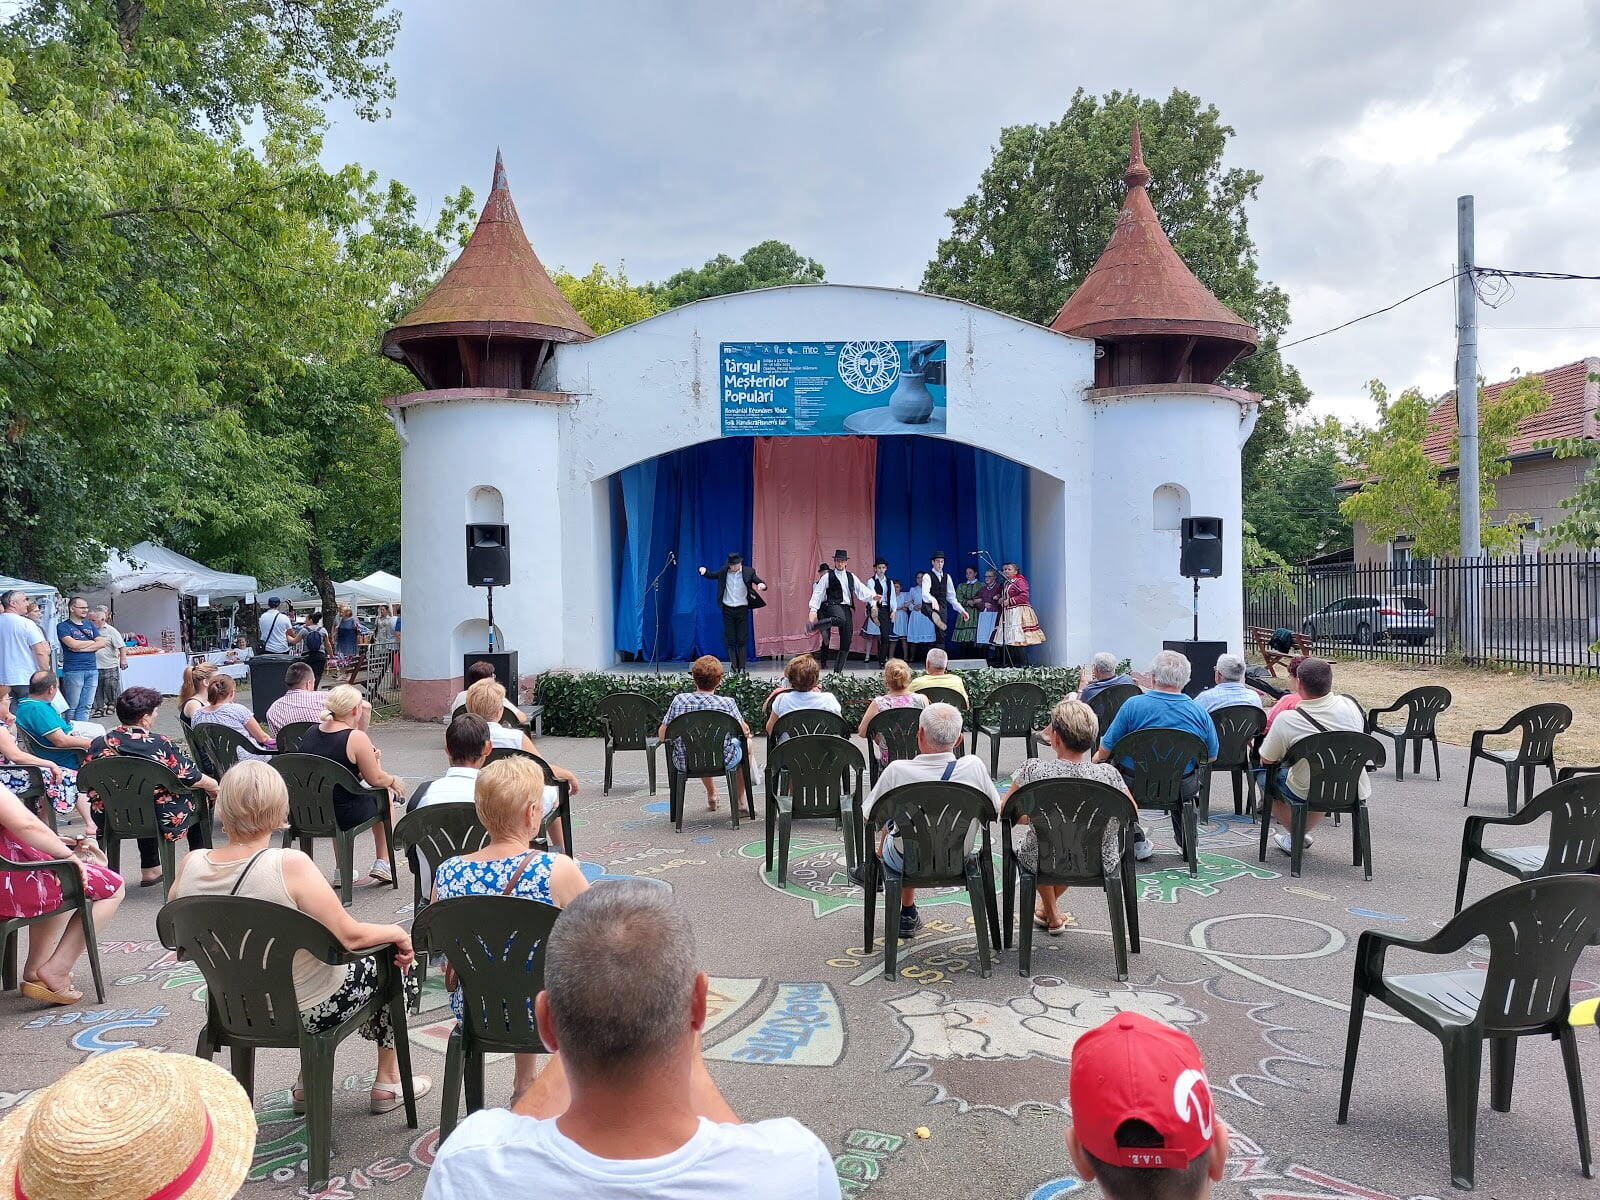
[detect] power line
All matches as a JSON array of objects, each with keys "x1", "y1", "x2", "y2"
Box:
[{"x1": 1270, "y1": 272, "x2": 1464, "y2": 353}]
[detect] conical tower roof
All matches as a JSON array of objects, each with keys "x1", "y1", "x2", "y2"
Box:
[
  {"x1": 1050, "y1": 126, "x2": 1257, "y2": 358},
  {"x1": 385, "y1": 151, "x2": 593, "y2": 356}
]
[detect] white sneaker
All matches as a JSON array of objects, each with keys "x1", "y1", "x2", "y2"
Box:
[
  {"x1": 1132, "y1": 837, "x2": 1154, "y2": 861},
  {"x1": 1272, "y1": 830, "x2": 1313, "y2": 854},
  {"x1": 369, "y1": 860, "x2": 393, "y2": 883}
]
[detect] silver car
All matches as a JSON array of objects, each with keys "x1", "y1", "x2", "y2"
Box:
[{"x1": 1302, "y1": 595, "x2": 1435, "y2": 645}]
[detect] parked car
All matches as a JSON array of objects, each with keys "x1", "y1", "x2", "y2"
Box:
[{"x1": 1301, "y1": 595, "x2": 1435, "y2": 645}]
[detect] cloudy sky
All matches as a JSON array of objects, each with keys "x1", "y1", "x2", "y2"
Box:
[{"x1": 322, "y1": 0, "x2": 1600, "y2": 422}]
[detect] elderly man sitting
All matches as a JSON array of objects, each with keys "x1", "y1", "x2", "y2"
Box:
[
  {"x1": 1257, "y1": 658, "x2": 1367, "y2": 856},
  {"x1": 1193, "y1": 653, "x2": 1263, "y2": 712},
  {"x1": 1095, "y1": 650, "x2": 1218, "y2": 859},
  {"x1": 1077, "y1": 651, "x2": 1135, "y2": 705},
  {"x1": 908, "y1": 647, "x2": 968, "y2": 705},
  {"x1": 861, "y1": 702, "x2": 999, "y2": 938}
]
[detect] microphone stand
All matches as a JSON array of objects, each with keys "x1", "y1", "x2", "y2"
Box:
[{"x1": 648, "y1": 551, "x2": 676, "y2": 675}]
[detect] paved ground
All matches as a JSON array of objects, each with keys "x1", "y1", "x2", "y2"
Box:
[{"x1": 4, "y1": 707, "x2": 1600, "y2": 1200}]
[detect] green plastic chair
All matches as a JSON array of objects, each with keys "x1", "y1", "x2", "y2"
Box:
[
  {"x1": 1001, "y1": 777, "x2": 1138, "y2": 980},
  {"x1": 392, "y1": 804, "x2": 492, "y2": 1007},
  {"x1": 482, "y1": 747, "x2": 574, "y2": 855},
  {"x1": 412, "y1": 894, "x2": 560, "y2": 1140},
  {"x1": 270, "y1": 753, "x2": 397, "y2": 907},
  {"x1": 274, "y1": 721, "x2": 317, "y2": 752},
  {"x1": 974, "y1": 681, "x2": 1048, "y2": 777},
  {"x1": 1208, "y1": 703, "x2": 1267, "y2": 819},
  {"x1": 4, "y1": 762, "x2": 56, "y2": 833},
  {"x1": 1365, "y1": 685, "x2": 1452, "y2": 782},
  {"x1": 1465, "y1": 702, "x2": 1572, "y2": 814},
  {"x1": 1087, "y1": 683, "x2": 1142, "y2": 733},
  {"x1": 862, "y1": 781, "x2": 1000, "y2": 980},
  {"x1": 1339, "y1": 874, "x2": 1600, "y2": 1190},
  {"x1": 1455, "y1": 774, "x2": 1600, "y2": 913},
  {"x1": 918, "y1": 686, "x2": 968, "y2": 752},
  {"x1": 864, "y1": 706, "x2": 923, "y2": 787},
  {"x1": 157, "y1": 895, "x2": 418, "y2": 1192},
  {"x1": 1256, "y1": 731, "x2": 1384, "y2": 880},
  {"x1": 663, "y1": 709, "x2": 754, "y2": 831},
  {"x1": 179, "y1": 720, "x2": 217, "y2": 779},
  {"x1": 77, "y1": 756, "x2": 209, "y2": 896},
  {"x1": 15, "y1": 724, "x2": 85, "y2": 770},
  {"x1": 598, "y1": 691, "x2": 663, "y2": 794},
  {"x1": 2, "y1": 828, "x2": 107, "y2": 1003},
  {"x1": 189, "y1": 722, "x2": 276, "y2": 775},
  {"x1": 1107, "y1": 727, "x2": 1208, "y2": 877},
  {"x1": 768, "y1": 707, "x2": 851, "y2": 743},
  {"x1": 763, "y1": 735, "x2": 863, "y2": 886}
]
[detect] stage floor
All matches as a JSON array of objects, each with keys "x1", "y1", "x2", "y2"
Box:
[{"x1": 610, "y1": 655, "x2": 998, "y2": 678}]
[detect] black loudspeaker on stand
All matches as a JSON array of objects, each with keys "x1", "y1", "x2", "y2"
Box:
[
  {"x1": 466, "y1": 523, "x2": 511, "y2": 587},
  {"x1": 1165, "y1": 640, "x2": 1228, "y2": 699},
  {"x1": 463, "y1": 651, "x2": 519, "y2": 694},
  {"x1": 1179, "y1": 517, "x2": 1222, "y2": 579}
]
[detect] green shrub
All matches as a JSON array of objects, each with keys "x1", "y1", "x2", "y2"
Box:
[{"x1": 537, "y1": 665, "x2": 1084, "y2": 737}]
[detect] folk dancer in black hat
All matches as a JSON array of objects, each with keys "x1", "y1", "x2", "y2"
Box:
[
  {"x1": 863, "y1": 557, "x2": 898, "y2": 664},
  {"x1": 925, "y1": 552, "x2": 966, "y2": 650},
  {"x1": 697, "y1": 553, "x2": 767, "y2": 673},
  {"x1": 807, "y1": 549, "x2": 876, "y2": 674}
]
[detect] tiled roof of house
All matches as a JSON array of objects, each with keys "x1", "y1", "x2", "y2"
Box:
[{"x1": 1419, "y1": 358, "x2": 1599, "y2": 464}]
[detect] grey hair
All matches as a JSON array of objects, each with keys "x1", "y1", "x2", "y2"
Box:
[
  {"x1": 920, "y1": 702, "x2": 964, "y2": 749},
  {"x1": 544, "y1": 880, "x2": 699, "y2": 1079},
  {"x1": 1150, "y1": 649, "x2": 1192, "y2": 690},
  {"x1": 1091, "y1": 651, "x2": 1118, "y2": 678},
  {"x1": 89, "y1": 605, "x2": 109, "y2": 619},
  {"x1": 924, "y1": 647, "x2": 948, "y2": 673},
  {"x1": 1215, "y1": 653, "x2": 1246, "y2": 682}
]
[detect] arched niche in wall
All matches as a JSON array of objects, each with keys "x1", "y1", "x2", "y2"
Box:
[
  {"x1": 467, "y1": 485, "x2": 505, "y2": 525},
  {"x1": 1152, "y1": 483, "x2": 1190, "y2": 532},
  {"x1": 451, "y1": 618, "x2": 506, "y2": 666}
]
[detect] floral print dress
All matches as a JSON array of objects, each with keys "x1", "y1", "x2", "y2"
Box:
[
  {"x1": 433, "y1": 851, "x2": 558, "y2": 1021},
  {"x1": 82, "y1": 726, "x2": 203, "y2": 840},
  {"x1": 0, "y1": 828, "x2": 121, "y2": 918}
]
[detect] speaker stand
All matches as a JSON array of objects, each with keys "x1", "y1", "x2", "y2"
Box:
[
  {"x1": 486, "y1": 585, "x2": 496, "y2": 651},
  {"x1": 1191, "y1": 576, "x2": 1200, "y2": 642}
]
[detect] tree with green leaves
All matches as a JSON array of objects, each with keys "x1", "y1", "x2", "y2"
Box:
[
  {"x1": 1339, "y1": 376, "x2": 1550, "y2": 556},
  {"x1": 921, "y1": 88, "x2": 1311, "y2": 524},
  {"x1": 553, "y1": 264, "x2": 665, "y2": 334},
  {"x1": 1243, "y1": 416, "x2": 1352, "y2": 564},
  {"x1": 650, "y1": 240, "x2": 824, "y2": 308},
  {"x1": 1534, "y1": 371, "x2": 1600, "y2": 550}
]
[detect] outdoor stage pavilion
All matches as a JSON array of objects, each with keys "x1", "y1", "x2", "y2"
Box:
[{"x1": 384, "y1": 133, "x2": 1261, "y2": 718}]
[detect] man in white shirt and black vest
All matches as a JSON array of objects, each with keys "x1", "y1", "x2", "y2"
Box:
[
  {"x1": 866, "y1": 557, "x2": 894, "y2": 664},
  {"x1": 808, "y1": 549, "x2": 875, "y2": 675},
  {"x1": 697, "y1": 553, "x2": 767, "y2": 673},
  {"x1": 925, "y1": 552, "x2": 966, "y2": 650}
]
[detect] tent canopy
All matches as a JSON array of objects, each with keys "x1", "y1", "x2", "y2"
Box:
[
  {"x1": 0, "y1": 574, "x2": 57, "y2": 599},
  {"x1": 102, "y1": 542, "x2": 257, "y2": 599},
  {"x1": 260, "y1": 571, "x2": 400, "y2": 610}
]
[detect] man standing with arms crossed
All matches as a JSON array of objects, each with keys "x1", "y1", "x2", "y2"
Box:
[{"x1": 88, "y1": 606, "x2": 126, "y2": 718}]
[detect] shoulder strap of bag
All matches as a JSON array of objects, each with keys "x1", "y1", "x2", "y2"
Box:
[
  {"x1": 1297, "y1": 705, "x2": 1330, "y2": 734},
  {"x1": 229, "y1": 849, "x2": 270, "y2": 895},
  {"x1": 941, "y1": 759, "x2": 959, "y2": 782},
  {"x1": 501, "y1": 848, "x2": 541, "y2": 895}
]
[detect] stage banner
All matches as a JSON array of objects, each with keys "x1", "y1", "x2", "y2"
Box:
[{"x1": 721, "y1": 341, "x2": 947, "y2": 437}]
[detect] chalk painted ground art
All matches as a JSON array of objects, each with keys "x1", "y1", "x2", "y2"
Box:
[
  {"x1": 1137, "y1": 851, "x2": 1278, "y2": 904},
  {"x1": 736, "y1": 836, "x2": 987, "y2": 917},
  {"x1": 831, "y1": 1128, "x2": 908, "y2": 1199},
  {"x1": 704, "y1": 981, "x2": 846, "y2": 1066}
]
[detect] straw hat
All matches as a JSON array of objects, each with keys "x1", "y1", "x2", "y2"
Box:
[{"x1": 0, "y1": 1050, "x2": 256, "y2": 1200}]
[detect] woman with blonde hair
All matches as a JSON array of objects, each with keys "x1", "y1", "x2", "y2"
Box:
[
  {"x1": 1000, "y1": 697, "x2": 1132, "y2": 936},
  {"x1": 171, "y1": 761, "x2": 430, "y2": 1112},
  {"x1": 856, "y1": 658, "x2": 928, "y2": 765},
  {"x1": 433, "y1": 755, "x2": 588, "y2": 1101},
  {"x1": 296, "y1": 684, "x2": 406, "y2": 884},
  {"x1": 177, "y1": 661, "x2": 217, "y2": 722},
  {"x1": 462, "y1": 678, "x2": 578, "y2": 851}
]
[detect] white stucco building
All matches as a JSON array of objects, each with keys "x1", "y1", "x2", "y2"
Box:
[{"x1": 385, "y1": 136, "x2": 1259, "y2": 718}]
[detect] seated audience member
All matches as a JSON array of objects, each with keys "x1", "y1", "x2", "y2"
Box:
[
  {"x1": 450, "y1": 660, "x2": 523, "y2": 724},
  {"x1": 177, "y1": 660, "x2": 218, "y2": 722},
  {"x1": 266, "y1": 661, "x2": 331, "y2": 733},
  {"x1": 863, "y1": 703, "x2": 999, "y2": 938},
  {"x1": 1077, "y1": 651, "x2": 1135, "y2": 704},
  {"x1": 857, "y1": 658, "x2": 928, "y2": 766},
  {"x1": 0, "y1": 1050, "x2": 256, "y2": 1198},
  {"x1": 1264, "y1": 656, "x2": 1307, "y2": 728},
  {"x1": 170, "y1": 761, "x2": 430, "y2": 1112},
  {"x1": 7, "y1": 673, "x2": 95, "y2": 833},
  {"x1": 907, "y1": 647, "x2": 968, "y2": 705},
  {"x1": 1001, "y1": 698, "x2": 1133, "y2": 935},
  {"x1": 0, "y1": 718, "x2": 93, "y2": 834},
  {"x1": 409, "y1": 714, "x2": 494, "y2": 813},
  {"x1": 464, "y1": 679, "x2": 578, "y2": 850},
  {"x1": 1257, "y1": 657, "x2": 1366, "y2": 856},
  {"x1": 297, "y1": 684, "x2": 407, "y2": 884},
  {"x1": 765, "y1": 653, "x2": 842, "y2": 738},
  {"x1": 1094, "y1": 650, "x2": 1218, "y2": 857},
  {"x1": 433, "y1": 755, "x2": 589, "y2": 1101},
  {"x1": 1192, "y1": 653, "x2": 1264, "y2": 712},
  {"x1": 84, "y1": 686, "x2": 218, "y2": 888},
  {"x1": 423, "y1": 881, "x2": 841, "y2": 1199},
  {"x1": 659, "y1": 655, "x2": 750, "y2": 815},
  {"x1": 191, "y1": 673, "x2": 275, "y2": 763},
  {"x1": 1067, "y1": 1013, "x2": 1229, "y2": 1200},
  {"x1": 0, "y1": 782, "x2": 122, "y2": 1004}
]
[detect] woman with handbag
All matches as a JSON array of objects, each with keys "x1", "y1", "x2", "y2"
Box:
[{"x1": 433, "y1": 754, "x2": 589, "y2": 1102}]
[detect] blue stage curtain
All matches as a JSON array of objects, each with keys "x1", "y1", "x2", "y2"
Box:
[
  {"x1": 612, "y1": 439, "x2": 753, "y2": 662},
  {"x1": 871, "y1": 437, "x2": 982, "y2": 593},
  {"x1": 974, "y1": 449, "x2": 1029, "y2": 574}
]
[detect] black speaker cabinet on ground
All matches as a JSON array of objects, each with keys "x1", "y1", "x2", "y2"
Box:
[
  {"x1": 1180, "y1": 516, "x2": 1223, "y2": 579},
  {"x1": 466, "y1": 523, "x2": 511, "y2": 587},
  {"x1": 1165, "y1": 640, "x2": 1228, "y2": 698},
  {"x1": 463, "y1": 651, "x2": 519, "y2": 695}
]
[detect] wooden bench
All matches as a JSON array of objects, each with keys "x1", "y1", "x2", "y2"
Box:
[{"x1": 1248, "y1": 626, "x2": 1313, "y2": 677}]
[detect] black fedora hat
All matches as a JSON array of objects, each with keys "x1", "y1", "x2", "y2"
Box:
[{"x1": 832, "y1": 549, "x2": 850, "y2": 562}]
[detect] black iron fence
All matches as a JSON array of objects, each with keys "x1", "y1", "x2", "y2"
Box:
[{"x1": 1244, "y1": 552, "x2": 1600, "y2": 674}]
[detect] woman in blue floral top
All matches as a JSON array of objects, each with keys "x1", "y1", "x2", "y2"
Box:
[
  {"x1": 657, "y1": 655, "x2": 750, "y2": 815},
  {"x1": 433, "y1": 754, "x2": 588, "y2": 1103}
]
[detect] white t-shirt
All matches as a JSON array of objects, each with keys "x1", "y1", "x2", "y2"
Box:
[
  {"x1": 258, "y1": 609, "x2": 291, "y2": 653},
  {"x1": 1258, "y1": 693, "x2": 1370, "y2": 800},
  {"x1": 772, "y1": 690, "x2": 842, "y2": 719},
  {"x1": 424, "y1": 1111, "x2": 841, "y2": 1200},
  {"x1": 0, "y1": 612, "x2": 46, "y2": 686}
]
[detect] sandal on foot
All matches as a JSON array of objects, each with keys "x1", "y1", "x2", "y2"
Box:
[
  {"x1": 1046, "y1": 918, "x2": 1070, "y2": 937},
  {"x1": 291, "y1": 1085, "x2": 306, "y2": 1116},
  {"x1": 370, "y1": 1076, "x2": 432, "y2": 1114},
  {"x1": 21, "y1": 979, "x2": 82, "y2": 1006}
]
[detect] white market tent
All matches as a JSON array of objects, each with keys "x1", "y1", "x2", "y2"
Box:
[
  {"x1": 98, "y1": 542, "x2": 258, "y2": 652},
  {"x1": 261, "y1": 571, "x2": 400, "y2": 611}
]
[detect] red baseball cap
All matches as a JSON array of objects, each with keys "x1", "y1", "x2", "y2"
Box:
[{"x1": 1069, "y1": 1013, "x2": 1215, "y2": 1169}]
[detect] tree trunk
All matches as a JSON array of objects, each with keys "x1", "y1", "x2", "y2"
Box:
[
  {"x1": 115, "y1": 0, "x2": 145, "y2": 52},
  {"x1": 305, "y1": 506, "x2": 337, "y2": 642}
]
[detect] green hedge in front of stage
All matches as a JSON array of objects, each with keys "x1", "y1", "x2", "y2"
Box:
[{"x1": 537, "y1": 665, "x2": 1085, "y2": 738}]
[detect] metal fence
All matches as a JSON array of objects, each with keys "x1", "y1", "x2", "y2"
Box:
[{"x1": 1243, "y1": 552, "x2": 1600, "y2": 674}]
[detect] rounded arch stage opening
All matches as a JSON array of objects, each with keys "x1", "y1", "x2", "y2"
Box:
[{"x1": 610, "y1": 434, "x2": 1053, "y2": 666}]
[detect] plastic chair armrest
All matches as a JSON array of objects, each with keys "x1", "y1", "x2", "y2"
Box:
[{"x1": 0, "y1": 855, "x2": 84, "y2": 906}]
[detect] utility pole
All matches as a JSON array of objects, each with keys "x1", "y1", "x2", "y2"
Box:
[{"x1": 1456, "y1": 195, "x2": 1481, "y2": 658}]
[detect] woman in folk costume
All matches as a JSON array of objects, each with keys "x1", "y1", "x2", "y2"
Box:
[
  {"x1": 950, "y1": 566, "x2": 982, "y2": 647},
  {"x1": 996, "y1": 561, "x2": 1046, "y2": 655},
  {"x1": 975, "y1": 568, "x2": 1002, "y2": 652},
  {"x1": 897, "y1": 572, "x2": 941, "y2": 663}
]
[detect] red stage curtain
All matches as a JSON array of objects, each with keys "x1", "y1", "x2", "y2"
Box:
[{"x1": 752, "y1": 436, "x2": 877, "y2": 658}]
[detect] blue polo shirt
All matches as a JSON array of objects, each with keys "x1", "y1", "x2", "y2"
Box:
[
  {"x1": 56, "y1": 618, "x2": 99, "y2": 671},
  {"x1": 1100, "y1": 690, "x2": 1220, "y2": 766},
  {"x1": 15, "y1": 698, "x2": 78, "y2": 768}
]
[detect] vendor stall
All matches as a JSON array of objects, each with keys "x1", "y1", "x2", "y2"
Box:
[{"x1": 121, "y1": 648, "x2": 187, "y2": 694}]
